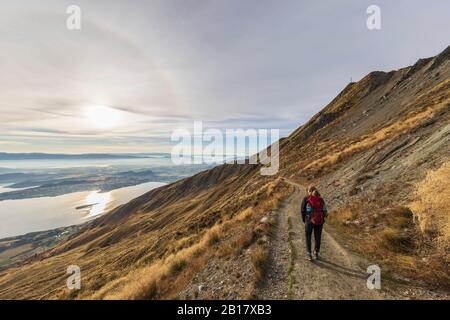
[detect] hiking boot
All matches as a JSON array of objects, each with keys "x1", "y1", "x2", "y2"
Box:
[
  {"x1": 314, "y1": 252, "x2": 320, "y2": 260},
  {"x1": 306, "y1": 253, "x2": 312, "y2": 261}
]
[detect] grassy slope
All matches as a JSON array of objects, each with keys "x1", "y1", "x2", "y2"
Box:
[
  {"x1": 0, "y1": 46, "x2": 449, "y2": 298},
  {"x1": 279, "y1": 46, "x2": 450, "y2": 289},
  {"x1": 0, "y1": 164, "x2": 290, "y2": 299}
]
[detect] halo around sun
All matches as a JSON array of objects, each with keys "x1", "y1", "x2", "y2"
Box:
[{"x1": 84, "y1": 105, "x2": 122, "y2": 129}]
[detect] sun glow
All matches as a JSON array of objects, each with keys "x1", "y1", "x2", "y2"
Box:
[{"x1": 85, "y1": 105, "x2": 122, "y2": 129}]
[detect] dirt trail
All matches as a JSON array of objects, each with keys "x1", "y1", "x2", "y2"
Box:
[{"x1": 256, "y1": 180, "x2": 448, "y2": 300}]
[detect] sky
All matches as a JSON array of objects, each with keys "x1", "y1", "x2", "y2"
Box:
[{"x1": 0, "y1": 0, "x2": 449, "y2": 154}]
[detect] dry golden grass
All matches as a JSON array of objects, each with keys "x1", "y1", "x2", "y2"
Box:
[
  {"x1": 286, "y1": 70, "x2": 450, "y2": 289},
  {"x1": 380, "y1": 207, "x2": 416, "y2": 252},
  {"x1": 410, "y1": 161, "x2": 450, "y2": 248},
  {"x1": 251, "y1": 245, "x2": 268, "y2": 286},
  {"x1": 94, "y1": 178, "x2": 287, "y2": 300},
  {"x1": 3, "y1": 53, "x2": 448, "y2": 299},
  {"x1": 206, "y1": 230, "x2": 221, "y2": 246},
  {"x1": 0, "y1": 163, "x2": 289, "y2": 300},
  {"x1": 0, "y1": 243, "x2": 33, "y2": 260},
  {"x1": 96, "y1": 227, "x2": 216, "y2": 300},
  {"x1": 304, "y1": 94, "x2": 449, "y2": 173},
  {"x1": 328, "y1": 194, "x2": 450, "y2": 288},
  {"x1": 380, "y1": 228, "x2": 412, "y2": 252}
]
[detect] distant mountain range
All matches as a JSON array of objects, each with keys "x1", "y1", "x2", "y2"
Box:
[{"x1": 0, "y1": 152, "x2": 171, "y2": 160}]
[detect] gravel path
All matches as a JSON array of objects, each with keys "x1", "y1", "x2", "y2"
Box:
[
  {"x1": 254, "y1": 199, "x2": 290, "y2": 299},
  {"x1": 256, "y1": 180, "x2": 449, "y2": 300}
]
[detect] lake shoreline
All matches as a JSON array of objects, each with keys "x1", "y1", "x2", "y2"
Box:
[
  {"x1": 0, "y1": 180, "x2": 168, "y2": 270},
  {"x1": 0, "y1": 181, "x2": 167, "y2": 240}
]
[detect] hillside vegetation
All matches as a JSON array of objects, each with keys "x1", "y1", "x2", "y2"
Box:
[
  {"x1": 282, "y1": 46, "x2": 450, "y2": 289},
  {"x1": 0, "y1": 46, "x2": 449, "y2": 299},
  {"x1": 0, "y1": 165, "x2": 290, "y2": 299},
  {"x1": 411, "y1": 162, "x2": 450, "y2": 254}
]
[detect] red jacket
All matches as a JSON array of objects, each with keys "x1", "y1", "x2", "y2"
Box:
[{"x1": 306, "y1": 195, "x2": 326, "y2": 225}]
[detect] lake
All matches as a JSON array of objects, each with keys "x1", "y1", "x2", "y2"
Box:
[
  {"x1": 0, "y1": 181, "x2": 166, "y2": 239},
  {"x1": 0, "y1": 156, "x2": 210, "y2": 239}
]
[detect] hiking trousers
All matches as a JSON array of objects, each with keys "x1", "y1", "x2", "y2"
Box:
[{"x1": 305, "y1": 220, "x2": 323, "y2": 254}]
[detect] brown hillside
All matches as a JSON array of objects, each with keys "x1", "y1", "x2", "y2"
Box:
[
  {"x1": 0, "y1": 45, "x2": 449, "y2": 299},
  {"x1": 281, "y1": 45, "x2": 450, "y2": 289}
]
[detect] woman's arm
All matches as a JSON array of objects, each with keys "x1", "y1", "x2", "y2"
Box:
[{"x1": 301, "y1": 196, "x2": 308, "y2": 222}]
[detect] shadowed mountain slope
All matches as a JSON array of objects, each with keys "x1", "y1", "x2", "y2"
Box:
[{"x1": 0, "y1": 46, "x2": 448, "y2": 299}]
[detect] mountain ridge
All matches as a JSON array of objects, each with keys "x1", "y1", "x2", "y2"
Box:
[{"x1": 0, "y1": 46, "x2": 448, "y2": 299}]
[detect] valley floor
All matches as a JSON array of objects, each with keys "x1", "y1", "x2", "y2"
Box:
[{"x1": 256, "y1": 180, "x2": 449, "y2": 300}]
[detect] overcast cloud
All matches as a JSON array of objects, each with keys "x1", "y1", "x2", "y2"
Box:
[{"x1": 0, "y1": 0, "x2": 449, "y2": 153}]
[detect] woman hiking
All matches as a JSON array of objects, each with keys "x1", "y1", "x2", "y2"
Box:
[{"x1": 301, "y1": 186, "x2": 328, "y2": 261}]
